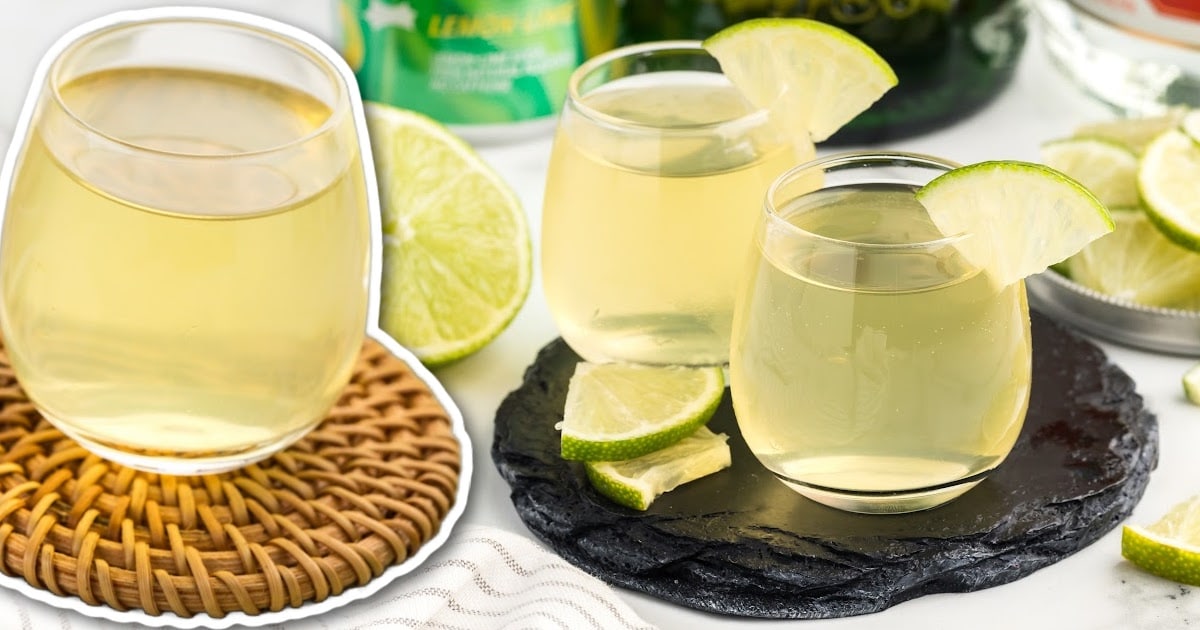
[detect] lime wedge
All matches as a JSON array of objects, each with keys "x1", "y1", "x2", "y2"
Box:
[
  {"x1": 558, "y1": 362, "x2": 725, "y2": 462},
  {"x1": 1185, "y1": 364, "x2": 1200, "y2": 405},
  {"x1": 1139, "y1": 129, "x2": 1200, "y2": 252},
  {"x1": 585, "y1": 426, "x2": 731, "y2": 511},
  {"x1": 1123, "y1": 495, "x2": 1200, "y2": 586},
  {"x1": 365, "y1": 102, "x2": 532, "y2": 367},
  {"x1": 703, "y1": 18, "x2": 896, "y2": 143},
  {"x1": 915, "y1": 161, "x2": 1114, "y2": 288},
  {"x1": 1068, "y1": 207, "x2": 1200, "y2": 308},
  {"x1": 1074, "y1": 107, "x2": 1187, "y2": 154},
  {"x1": 1040, "y1": 137, "x2": 1139, "y2": 208}
]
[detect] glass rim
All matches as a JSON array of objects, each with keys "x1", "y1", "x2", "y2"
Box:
[
  {"x1": 565, "y1": 39, "x2": 771, "y2": 133},
  {"x1": 45, "y1": 11, "x2": 348, "y2": 161},
  {"x1": 763, "y1": 151, "x2": 970, "y2": 251}
]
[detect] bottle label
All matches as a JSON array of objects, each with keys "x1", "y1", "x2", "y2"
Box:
[
  {"x1": 341, "y1": 0, "x2": 583, "y2": 126},
  {"x1": 1072, "y1": 0, "x2": 1200, "y2": 44}
]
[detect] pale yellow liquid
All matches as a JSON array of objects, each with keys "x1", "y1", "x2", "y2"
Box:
[
  {"x1": 730, "y1": 184, "x2": 1032, "y2": 511},
  {"x1": 542, "y1": 73, "x2": 801, "y2": 365},
  {"x1": 1, "y1": 68, "x2": 370, "y2": 473}
]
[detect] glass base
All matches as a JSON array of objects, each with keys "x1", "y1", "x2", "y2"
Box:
[
  {"x1": 774, "y1": 472, "x2": 990, "y2": 515},
  {"x1": 50, "y1": 421, "x2": 315, "y2": 476}
]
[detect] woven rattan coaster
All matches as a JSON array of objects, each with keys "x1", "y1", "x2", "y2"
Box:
[{"x1": 0, "y1": 336, "x2": 463, "y2": 621}]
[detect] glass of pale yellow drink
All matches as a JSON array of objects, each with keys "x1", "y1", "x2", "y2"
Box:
[
  {"x1": 0, "y1": 9, "x2": 373, "y2": 475},
  {"x1": 730, "y1": 153, "x2": 1033, "y2": 514},
  {"x1": 541, "y1": 40, "x2": 804, "y2": 366}
]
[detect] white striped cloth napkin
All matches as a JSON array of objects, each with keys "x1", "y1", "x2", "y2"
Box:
[{"x1": 0, "y1": 525, "x2": 657, "y2": 630}]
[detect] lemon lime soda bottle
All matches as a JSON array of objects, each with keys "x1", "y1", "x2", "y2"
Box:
[
  {"x1": 340, "y1": 0, "x2": 618, "y2": 142},
  {"x1": 620, "y1": 0, "x2": 1027, "y2": 144}
]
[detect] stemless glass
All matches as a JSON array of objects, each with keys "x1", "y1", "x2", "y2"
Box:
[
  {"x1": 541, "y1": 40, "x2": 806, "y2": 366},
  {"x1": 730, "y1": 153, "x2": 1033, "y2": 514},
  {"x1": 0, "y1": 9, "x2": 373, "y2": 475}
]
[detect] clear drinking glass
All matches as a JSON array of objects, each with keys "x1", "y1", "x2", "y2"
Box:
[
  {"x1": 0, "y1": 9, "x2": 373, "y2": 475},
  {"x1": 541, "y1": 40, "x2": 806, "y2": 366},
  {"x1": 730, "y1": 153, "x2": 1033, "y2": 514}
]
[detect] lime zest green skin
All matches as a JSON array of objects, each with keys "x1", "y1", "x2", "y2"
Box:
[
  {"x1": 560, "y1": 391, "x2": 722, "y2": 462},
  {"x1": 1123, "y1": 526, "x2": 1200, "y2": 586},
  {"x1": 584, "y1": 464, "x2": 651, "y2": 510}
]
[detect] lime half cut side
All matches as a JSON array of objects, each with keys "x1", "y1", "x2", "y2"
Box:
[
  {"x1": 703, "y1": 18, "x2": 896, "y2": 143},
  {"x1": 915, "y1": 161, "x2": 1113, "y2": 288},
  {"x1": 558, "y1": 362, "x2": 725, "y2": 462},
  {"x1": 365, "y1": 102, "x2": 532, "y2": 368},
  {"x1": 1123, "y1": 495, "x2": 1200, "y2": 586},
  {"x1": 585, "y1": 426, "x2": 732, "y2": 511}
]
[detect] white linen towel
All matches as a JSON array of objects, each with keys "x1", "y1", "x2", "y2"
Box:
[{"x1": 0, "y1": 525, "x2": 657, "y2": 630}]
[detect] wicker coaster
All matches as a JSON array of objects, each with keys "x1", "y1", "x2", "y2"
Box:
[{"x1": 0, "y1": 337, "x2": 462, "y2": 620}]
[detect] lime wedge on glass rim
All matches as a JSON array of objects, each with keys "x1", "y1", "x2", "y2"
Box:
[
  {"x1": 364, "y1": 102, "x2": 532, "y2": 368},
  {"x1": 1138, "y1": 128, "x2": 1200, "y2": 252},
  {"x1": 914, "y1": 161, "x2": 1114, "y2": 288},
  {"x1": 585, "y1": 426, "x2": 731, "y2": 511},
  {"x1": 703, "y1": 18, "x2": 897, "y2": 143},
  {"x1": 1123, "y1": 494, "x2": 1200, "y2": 586},
  {"x1": 557, "y1": 362, "x2": 725, "y2": 462}
]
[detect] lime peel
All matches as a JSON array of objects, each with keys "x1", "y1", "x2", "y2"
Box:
[
  {"x1": 365, "y1": 101, "x2": 532, "y2": 367},
  {"x1": 585, "y1": 426, "x2": 732, "y2": 511},
  {"x1": 1123, "y1": 494, "x2": 1200, "y2": 585},
  {"x1": 558, "y1": 362, "x2": 725, "y2": 462}
]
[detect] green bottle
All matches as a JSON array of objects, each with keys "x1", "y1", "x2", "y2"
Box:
[{"x1": 619, "y1": 0, "x2": 1028, "y2": 144}]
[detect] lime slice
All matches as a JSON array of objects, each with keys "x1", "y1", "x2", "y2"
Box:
[
  {"x1": 703, "y1": 18, "x2": 897, "y2": 142},
  {"x1": 1185, "y1": 364, "x2": 1200, "y2": 405},
  {"x1": 1123, "y1": 495, "x2": 1200, "y2": 586},
  {"x1": 585, "y1": 426, "x2": 731, "y2": 511},
  {"x1": 558, "y1": 362, "x2": 725, "y2": 462},
  {"x1": 1139, "y1": 128, "x2": 1200, "y2": 252},
  {"x1": 1068, "y1": 207, "x2": 1200, "y2": 308},
  {"x1": 1040, "y1": 137, "x2": 1139, "y2": 208},
  {"x1": 365, "y1": 102, "x2": 532, "y2": 367},
  {"x1": 915, "y1": 161, "x2": 1114, "y2": 288},
  {"x1": 1074, "y1": 107, "x2": 1187, "y2": 154},
  {"x1": 1178, "y1": 109, "x2": 1200, "y2": 146}
]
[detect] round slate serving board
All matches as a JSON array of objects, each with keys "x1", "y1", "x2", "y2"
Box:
[{"x1": 491, "y1": 310, "x2": 1159, "y2": 619}]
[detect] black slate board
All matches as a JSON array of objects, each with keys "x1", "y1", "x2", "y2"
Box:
[{"x1": 491, "y1": 310, "x2": 1159, "y2": 619}]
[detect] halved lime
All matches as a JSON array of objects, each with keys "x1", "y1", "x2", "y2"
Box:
[
  {"x1": 1073, "y1": 107, "x2": 1186, "y2": 154},
  {"x1": 365, "y1": 102, "x2": 532, "y2": 367},
  {"x1": 1123, "y1": 495, "x2": 1200, "y2": 585},
  {"x1": 1139, "y1": 129, "x2": 1200, "y2": 252},
  {"x1": 915, "y1": 161, "x2": 1114, "y2": 288},
  {"x1": 558, "y1": 362, "x2": 725, "y2": 462},
  {"x1": 1068, "y1": 207, "x2": 1200, "y2": 309},
  {"x1": 585, "y1": 426, "x2": 731, "y2": 511},
  {"x1": 703, "y1": 18, "x2": 896, "y2": 143},
  {"x1": 1040, "y1": 137, "x2": 1139, "y2": 208}
]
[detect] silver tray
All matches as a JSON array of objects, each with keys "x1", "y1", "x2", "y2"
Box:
[{"x1": 1026, "y1": 270, "x2": 1200, "y2": 356}]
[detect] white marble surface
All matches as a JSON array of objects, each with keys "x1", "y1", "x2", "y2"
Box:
[{"x1": 2, "y1": 2, "x2": 1200, "y2": 629}]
